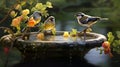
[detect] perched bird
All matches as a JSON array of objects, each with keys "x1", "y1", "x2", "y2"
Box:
[
  {"x1": 43, "y1": 16, "x2": 55, "y2": 31},
  {"x1": 75, "y1": 12, "x2": 108, "y2": 40},
  {"x1": 22, "y1": 11, "x2": 42, "y2": 32},
  {"x1": 28, "y1": 11, "x2": 42, "y2": 26},
  {"x1": 75, "y1": 12, "x2": 108, "y2": 28}
]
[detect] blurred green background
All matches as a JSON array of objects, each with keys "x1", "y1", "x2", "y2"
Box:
[
  {"x1": 0, "y1": 0, "x2": 120, "y2": 67},
  {"x1": 0, "y1": 0, "x2": 120, "y2": 35}
]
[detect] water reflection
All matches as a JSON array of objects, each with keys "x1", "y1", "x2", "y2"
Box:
[{"x1": 84, "y1": 47, "x2": 111, "y2": 67}]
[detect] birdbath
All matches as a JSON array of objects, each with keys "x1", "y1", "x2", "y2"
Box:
[
  {"x1": 0, "y1": 31, "x2": 106, "y2": 64},
  {"x1": 4, "y1": 31, "x2": 105, "y2": 61}
]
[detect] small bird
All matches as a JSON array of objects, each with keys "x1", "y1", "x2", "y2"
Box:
[
  {"x1": 75, "y1": 12, "x2": 108, "y2": 28},
  {"x1": 29, "y1": 11, "x2": 42, "y2": 25},
  {"x1": 22, "y1": 11, "x2": 42, "y2": 32},
  {"x1": 75, "y1": 12, "x2": 108, "y2": 40},
  {"x1": 43, "y1": 16, "x2": 55, "y2": 31}
]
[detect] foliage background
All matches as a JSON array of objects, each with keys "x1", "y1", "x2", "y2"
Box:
[{"x1": 0, "y1": 0, "x2": 120, "y2": 67}]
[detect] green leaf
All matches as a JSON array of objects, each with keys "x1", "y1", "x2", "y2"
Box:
[
  {"x1": 27, "y1": 0, "x2": 36, "y2": 5},
  {"x1": 21, "y1": 1, "x2": 26, "y2": 6},
  {"x1": 107, "y1": 32, "x2": 115, "y2": 44},
  {"x1": 35, "y1": 3, "x2": 43, "y2": 10},
  {"x1": 31, "y1": 7, "x2": 37, "y2": 12},
  {"x1": 51, "y1": 28, "x2": 56, "y2": 35},
  {"x1": 116, "y1": 31, "x2": 120, "y2": 39},
  {"x1": 112, "y1": 40, "x2": 120, "y2": 47},
  {"x1": 39, "y1": 23, "x2": 44, "y2": 31}
]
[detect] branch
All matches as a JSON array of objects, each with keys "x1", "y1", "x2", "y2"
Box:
[{"x1": 0, "y1": 1, "x2": 21, "y2": 24}]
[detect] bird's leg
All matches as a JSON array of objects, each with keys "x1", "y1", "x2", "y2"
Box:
[
  {"x1": 22, "y1": 27, "x2": 31, "y2": 40},
  {"x1": 83, "y1": 29, "x2": 87, "y2": 41}
]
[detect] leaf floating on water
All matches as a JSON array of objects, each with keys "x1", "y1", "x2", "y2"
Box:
[
  {"x1": 70, "y1": 28, "x2": 77, "y2": 36},
  {"x1": 63, "y1": 31, "x2": 69, "y2": 37}
]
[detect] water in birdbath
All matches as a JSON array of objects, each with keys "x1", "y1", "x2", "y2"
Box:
[
  {"x1": 18, "y1": 31, "x2": 100, "y2": 45},
  {"x1": 29, "y1": 33, "x2": 95, "y2": 41}
]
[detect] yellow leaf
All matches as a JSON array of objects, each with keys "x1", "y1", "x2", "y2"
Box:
[
  {"x1": 21, "y1": 1, "x2": 26, "y2": 6},
  {"x1": 46, "y1": 1, "x2": 53, "y2": 8},
  {"x1": 63, "y1": 32, "x2": 69, "y2": 37},
  {"x1": 35, "y1": 3, "x2": 43, "y2": 9}
]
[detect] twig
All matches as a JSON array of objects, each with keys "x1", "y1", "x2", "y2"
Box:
[{"x1": 0, "y1": 1, "x2": 21, "y2": 24}]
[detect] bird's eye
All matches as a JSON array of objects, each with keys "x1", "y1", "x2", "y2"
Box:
[{"x1": 50, "y1": 18, "x2": 54, "y2": 21}]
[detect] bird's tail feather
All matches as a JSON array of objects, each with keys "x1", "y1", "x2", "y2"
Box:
[{"x1": 100, "y1": 18, "x2": 109, "y2": 20}]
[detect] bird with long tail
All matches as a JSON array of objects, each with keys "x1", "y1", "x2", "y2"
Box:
[{"x1": 75, "y1": 12, "x2": 108, "y2": 40}]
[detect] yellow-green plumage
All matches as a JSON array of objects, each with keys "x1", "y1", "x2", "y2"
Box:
[{"x1": 43, "y1": 16, "x2": 55, "y2": 31}]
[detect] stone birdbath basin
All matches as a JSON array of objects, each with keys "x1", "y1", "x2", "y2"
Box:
[{"x1": 0, "y1": 31, "x2": 106, "y2": 61}]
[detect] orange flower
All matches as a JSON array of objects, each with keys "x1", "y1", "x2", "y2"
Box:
[
  {"x1": 11, "y1": 16, "x2": 22, "y2": 27},
  {"x1": 27, "y1": 17, "x2": 36, "y2": 27}
]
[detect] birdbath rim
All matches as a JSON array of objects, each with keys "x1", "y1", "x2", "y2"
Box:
[{"x1": 16, "y1": 31, "x2": 107, "y2": 47}]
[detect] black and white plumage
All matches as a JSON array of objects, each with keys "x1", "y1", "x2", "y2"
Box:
[
  {"x1": 76, "y1": 12, "x2": 108, "y2": 28},
  {"x1": 75, "y1": 12, "x2": 108, "y2": 41}
]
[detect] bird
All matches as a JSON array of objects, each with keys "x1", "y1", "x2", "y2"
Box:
[
  {"x1": 75, "y1": 12, "x2": 108, "y2": 40},
  {"x1": 22, "y1": 11, "x2": 42, "y2": 32},
  {"x1": 28, "y1": 11, "x2": 42, "y2": 26},
  {"x1": 43, "y1": 16, "x2": 55, "y2": 31},
  {"x1": 75, "y1": 12, "x2": 108, "y2": 28}
]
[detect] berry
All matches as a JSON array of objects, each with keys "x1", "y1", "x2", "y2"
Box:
[
  {"x1": 4, "y1": 47, "x2": 9, "y2": 55},
  {"x1": 102, "y1": 41, "x2": 110, "y2": 49}
]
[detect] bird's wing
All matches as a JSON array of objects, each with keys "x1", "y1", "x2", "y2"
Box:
[{"x1": 87, "y1": 17, "x2": 100, "y2": 22}]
